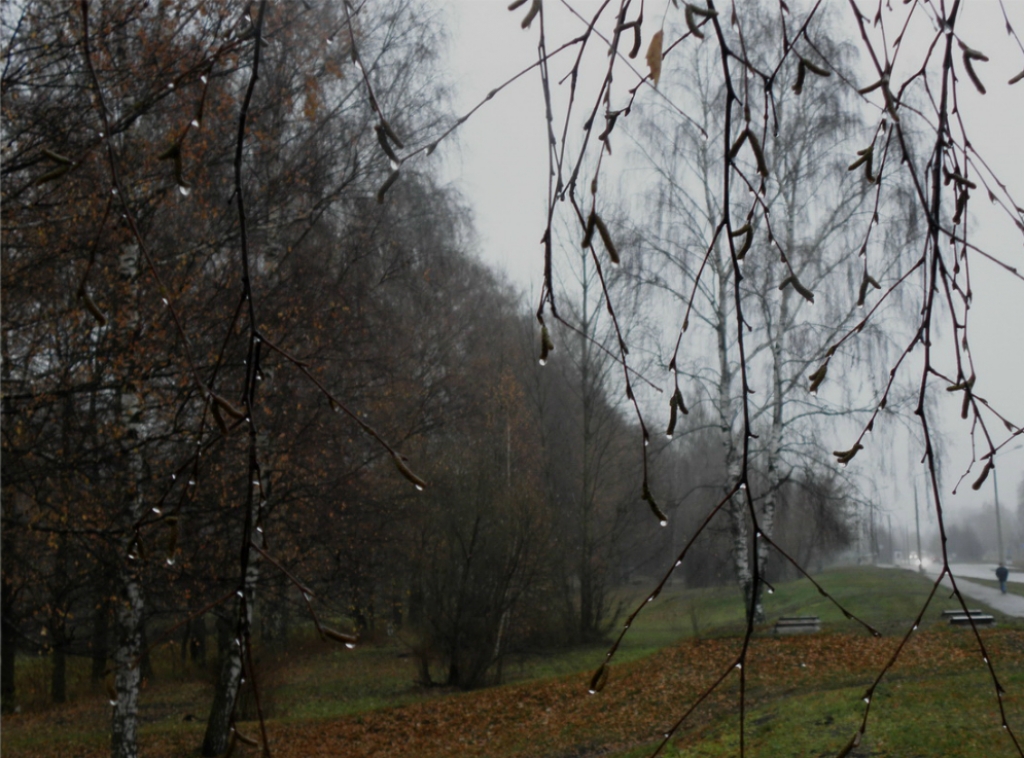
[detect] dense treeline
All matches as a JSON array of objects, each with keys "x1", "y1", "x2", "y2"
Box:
[{"x1": 1, "y1": 1, "x2": 857, "y2": 755}]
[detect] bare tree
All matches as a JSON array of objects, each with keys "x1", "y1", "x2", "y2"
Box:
[
  {"x1": 2, "y1": 0, "x2": 454, "y2": 753},
  {"x1": 5, "y1": 0, "x2": 1024, "y2": 756},
  {"x1": 500, "y1": 0, "x2": 1024, "y2": 753},
  {"x1": 624, "y1": 7, "x2": 909, "y2": 620},
  {"x1": 537, "y1": 233, "x2": 647, "y2": 641}
]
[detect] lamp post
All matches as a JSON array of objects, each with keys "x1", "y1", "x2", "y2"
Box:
[
  {"x1": 993, "y1": 444, "x2": 1023, "y2": 565},
  {"x1": 914, "y1": 484, "x2": 924, "y2": 573},
  {"x1": 995, "y1": 467, "x2": 1004, "y2": 564}
]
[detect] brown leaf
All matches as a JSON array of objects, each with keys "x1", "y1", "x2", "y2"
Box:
[{"x1": 646, "y1": 31, "x2": 664, "y2": 87}]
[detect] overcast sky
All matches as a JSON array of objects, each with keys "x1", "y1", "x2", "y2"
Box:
[{"x1": 435, "y1": 0, "x2": 1024, "y2": 552}]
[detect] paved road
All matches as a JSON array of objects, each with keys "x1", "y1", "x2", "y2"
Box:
[
  {"x1": 908, "y1": 562, "x2": 1024, "y2": 618},
  {"x1": 934, "y1": 562, "x2": 1024, "y2": 584}
]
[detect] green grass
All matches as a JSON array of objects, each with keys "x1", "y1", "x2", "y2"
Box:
[
  {"x1": 624, "y1": 565, "x2": 989, "y2": 642},
  {"x1": 273, "y1": 643, "x2": 431, "y2": 720},
  {"x1": 502, "y1": 565, "x2": 960, "y2": 689},
  {"x1": 610, "y1": 666, "x2": 1024, "y2": 758},
  {"x1": 595, "y1": 568, "x2": 1024, "y2": 758},
  {"x1": 6, "y1": 565, "x2": 1021, "y2": 757},
  {"x1": 8, "y1": 566, "x2": 950, "y2": 716}
]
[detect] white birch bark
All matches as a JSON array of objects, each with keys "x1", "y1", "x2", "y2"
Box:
[
  {"x1": 111, "y1": 555, "x2": 143, "y2": 758},
  {"x1": 111, "y1": 389, "x2": 146, "y2": 758},
  {"x1": 753, "y1": 312, "x2": 785, "y2": 623},
  {"x1": 111, "y1": 247, "x2": 145, "y2": 758},
  {"x1": 201, "y1": 527, "x2": 260, "y2": 756},
  {"x1": 714, "y1": 243, "x2": 752, "y2": 614}
]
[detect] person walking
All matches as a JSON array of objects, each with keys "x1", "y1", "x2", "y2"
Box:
[{"x1": 996, "y1": 564, "x2": 1009, "y2": 594}]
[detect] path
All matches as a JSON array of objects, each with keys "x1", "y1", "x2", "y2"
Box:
[{"x1": 910, "y1": 563, "x2": 1024, "y2": 618}]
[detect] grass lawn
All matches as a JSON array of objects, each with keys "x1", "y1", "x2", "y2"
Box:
[
  {"x1": 613, "y1": 663, "x2": 1024, "y2": 758},
  {"x1": 3, "y1": 566, "x2": 1023, "y2": 757}
]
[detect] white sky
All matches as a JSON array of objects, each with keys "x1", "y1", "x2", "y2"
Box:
[{"x1": 436, "y1": 0, "x2": 1024, "y2": 553}]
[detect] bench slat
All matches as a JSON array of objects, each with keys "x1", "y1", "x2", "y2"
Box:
[{"x1": 948, "y1": 614, "x2": 995, "y2": 626}]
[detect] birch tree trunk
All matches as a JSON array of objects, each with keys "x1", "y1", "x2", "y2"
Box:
[
  {"x1": 201, "y1": 544, "x2": 260, "y2": 756},
  {"x1": 111, "y1": 386, "x2": 146, "y2": 758},
  {"x1": 111, "y1": 240, "x2": 146, "y2": 758},
  {"x1": 752, "y1": 291, "x2": 787, "y2": 624},
  {"x1": 111, "y1": 560, "x2": 143, "y2": 758},
  {"x1": 714, "y1": 242, "x2": 752, "y2": 614},
  {"x1": 2, "y1": 329, "x2": 18, "y2": 713}
]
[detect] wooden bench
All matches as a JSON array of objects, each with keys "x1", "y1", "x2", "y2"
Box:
[
  {"x1": 947, "y1": 613, "x2": 996, "y2": 627},
  {"x1": 773, "y1": 616, "x2": 821, "y2": 635}
]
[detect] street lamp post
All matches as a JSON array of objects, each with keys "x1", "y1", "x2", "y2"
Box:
[
  {"x1": 914, "y1": 484, "x2": 924, "y2": 573},
  {"x1": 995, "y1": 465, "x2": 1005, "y2": 565},
  {"x1": 992, "y1": 444, "x2": 1023, "y2": 566}
]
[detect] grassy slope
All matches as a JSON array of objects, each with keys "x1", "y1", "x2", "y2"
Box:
[{"x1": 3, "y1": 567, "x2": 1023, "y2": 757}]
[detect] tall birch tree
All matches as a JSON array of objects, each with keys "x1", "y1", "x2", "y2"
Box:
[{"x1": 628, "y1": 7, "x2": 916, "y2": 620}]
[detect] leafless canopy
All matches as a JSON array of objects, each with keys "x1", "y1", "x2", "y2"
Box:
[
  {"x1": 3, "y1": 0, "x2": 1024, "y2": 756},
  {"x1": 487, "y1": 0, "x2": 1024, "y2": 755}
]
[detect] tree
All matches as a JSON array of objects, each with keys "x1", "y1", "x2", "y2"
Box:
[
  {"x1": 409, "y1": 358, "x2": 550, "y2": 688},
  {"x1": 4, "y1": 0, "x2": 1024, "y2": 755},
  {"x1": 506, "y1": 0, "x2": 1024, "y2": 752},
  {"x1": 627, "y1": 6, "x2": 916, "y2": 620},
  {"x1": 2, "y1": 0, "x2": 458, "y2": 753},
  {"x1": 533, "y1": 232, "x2": 646, "y2": 642}
]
